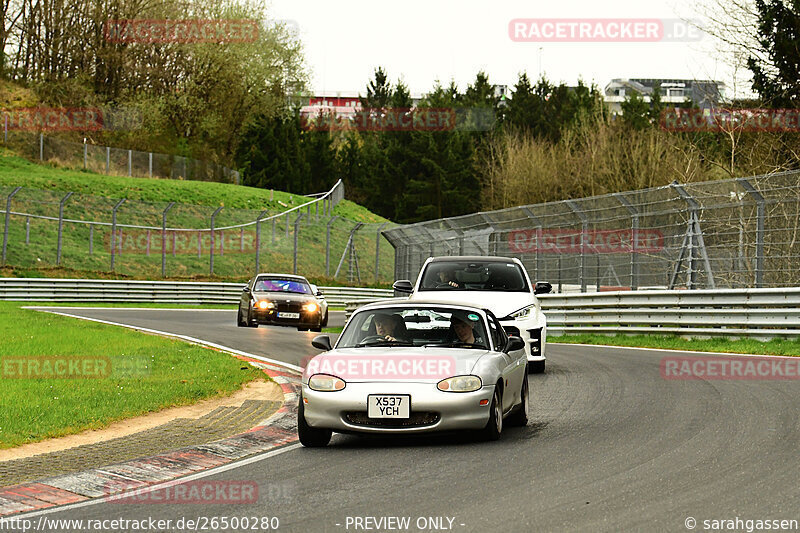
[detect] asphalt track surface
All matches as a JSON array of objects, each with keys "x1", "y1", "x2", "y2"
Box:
[{"x1": 18, "y1": 309, "x2": 800, "y2": 532}]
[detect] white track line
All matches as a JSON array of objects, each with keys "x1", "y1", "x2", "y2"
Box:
[
  {"x1": 550, "y1": 342, "x2": 800, "y2": 359},
  {"x1": 23, "y1": 306, "x2": 235, "y2": 311},
  {"x1": 30, "y1": 309, "x2": 303, "y2": 373},
  {"x1": 14, "y1": 444, "x2": 303, "y2": 518}
]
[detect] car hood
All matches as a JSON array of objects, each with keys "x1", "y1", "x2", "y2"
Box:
[
  {"x1": 408, "y1": 291, "x2": 533, "y2": 318},
  {"x1": 252, "y1": 291, "x2": 314, "y2": 303},
  {"x1": 303, "y1": 347, "x2": 490, "y2": 383}
]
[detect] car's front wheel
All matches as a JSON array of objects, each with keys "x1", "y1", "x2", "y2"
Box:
[
  {"x1": 298, "y1": 397, "x2": 332, "y2": 447},
  {"x1": 236, "y1": 308, "x2": 247, "y2": 327},
  {"x1": 478, "y1": 387, "x2": 503, "y2": 441},
  {"x1": 528, "y1": 360, "x2": 545, "y2": 374},
  {"x1": 321, "y1": 310, "x2": 329, "y2": 327},
  {"x1": 507, "y1": 377, "x2": 529, "y2": 427}
]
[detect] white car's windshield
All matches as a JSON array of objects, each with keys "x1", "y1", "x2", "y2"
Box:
[
  {"x1": 418, "y1": 261, "x2": 529, "y2": 292},
  {"x1": 337, "y1": 307, "x2": 489, "y2": 349}
]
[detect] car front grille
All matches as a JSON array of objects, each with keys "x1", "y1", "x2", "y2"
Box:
[
  {"x1": 343, "y1": 411, "x2": 440, "y2": 428},
  {"x1": 276, "y1": 302, "x2": 303, "y2": 313}
]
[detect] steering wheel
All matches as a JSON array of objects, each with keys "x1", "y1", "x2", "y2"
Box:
[
  {"x1": 435, "y1": 282, "x2": 457, "y2": 288},
  {"x1": 357, "y1": 335, "x2": 388, "y2": 346}
]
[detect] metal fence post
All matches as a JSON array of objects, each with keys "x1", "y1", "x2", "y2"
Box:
[
  {"x1": 520, "y1": 207, "x2": 543, "y2": 281},
  {"x1": 89, "y1": 224, "x2": 93, "y2": 255},
  {"x1": 161, "y1": 202, "x2": 175, "y2": 277},
  {"x1": 255, "y1": 210, "x2": 268, "y2": 273},
  {"x1": 110, "y1": 198, "x2": 125, "y2": 271},
  {"x1": 326, "y1": 216, "x2": 339, "y2": 277},
  {"x1": 614, "y1": 193, "x2": 639, "y2": 290},
  {"x1": 375, "y1": 222, "x2": 389, "y2": 282},
  {"x1": 271, "y1": 217, "x2": 276, "y2": 245},
  {"x1": 39, "y1": 133, "x2": 43, "y2": 161},
  {"x1": 671, "y1": 182, "x2": 715, "y2": 290},
  {"x1": 149, "y1": 153, "x2": 153, "y2": 177},
  {"x1": 106, "y1": 146, "x2": 110, "y2": 173},
  {"x1": 566, "y1": 200, "x2": 588, "y2": 293},
  {"x1": 737, "y1": 178, "x2": 765, "y2": 288},
  {"x1": 56, "y1": 192, "x2": 74, "y2": 265},
  {"x1": 4, "y1": 114, "x2": 7, "y2": 143},
  {"x1": 210, "y1": 206, "x2": 223, "y2": 275},
  {"x1": 25, "y1": 216, "x2": 30, "y2": 245},
  {"x1": 83, "y1": 142, "x2": 87, "y2": 169},
  {"x1": 128, "y1": 150, "x2": 132, "y2": 176},
  {"x1": 2, "y1": 187, "x2": 22, "y2": 264},
  {"x1": 293, "y1": 213, "x2": 305, "y2": 274},
  {"x1": 285, "y1": 212, "x2": 289, "y2": 239}
]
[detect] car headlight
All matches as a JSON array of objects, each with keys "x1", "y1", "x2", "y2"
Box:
[
  {"x1": 303, "y1": 302, "x2": 318, "y2": 313},
  {"x1": 308, "y1": 374, "x2": 346, "y2": 392},
  {"x1": 510, "y1": 305, "x2": 535, "y2": 320},
  {"x1": 437, "y1": 375, "x2": 482, "y2": 393},
  {"x1": 255, "y1": 300, "x2": 275, "y2": 310}
]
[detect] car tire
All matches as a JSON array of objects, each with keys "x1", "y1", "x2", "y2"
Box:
[
  {"x1": 321, "y1": 310, "x2": 329, "y2": 327},
  {"x1": 236, "y1": 309, "x2": 247, "y2": 327},
  {"x1": 246, "y1": 309, "x2": 258, "y2": 328},
  {"x1": 298, "y1": 397, "x2": 332, "y2": 447},
  {"x1": 478, "y1": 387, "x2": 503, "y2": 441},
  {"x1": 528, "y1": 360, "x2": 545, "y2": 374},
  {"x1": 507, "y1": 377, "x2": 529, "y2": 427}
]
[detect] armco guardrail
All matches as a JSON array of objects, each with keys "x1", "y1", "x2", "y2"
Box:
[
  {"x1": 0, "y1": 278, "x2": 392, "y2": 307},
  {"x1": 540, "y1": 287, "x2": 800, "y2": 338}
]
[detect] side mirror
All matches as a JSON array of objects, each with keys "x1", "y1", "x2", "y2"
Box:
[
  {"x1": 310, "y1": 284, "x2": 323, "y2": 297},
  {"x1": 392, "y1": 280, "x2": 413, "y2": 293},
  {"x1": 242, "y1": 286, "x2": 250, "y2": 292},
  {"x1": 505, "y1": 335, "x2": 525, "y2": 353},
  {"x1": 312, "y1": 335, "x2": 332, "y2": 351},
  {"x1": 534, "y1": 281, "x2": 552, "y2": 295}
]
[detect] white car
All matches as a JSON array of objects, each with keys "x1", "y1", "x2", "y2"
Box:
[{"x1": 393, "y1": 256, "x2": 552, "y2": 373}]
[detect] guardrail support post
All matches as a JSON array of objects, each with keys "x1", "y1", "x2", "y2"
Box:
[
  {"x1": 737, "y1": 178, "x2": 766, "y2": 288},
  {"x1": 161, "y1": 202, "x2": 175, "y2": 277},
  {"x1": 375, "y1": 222, "x2": 389, "y2": 282},
  {"x1": 566, "y1": 200, "x2": 588, "y2": 293},
  {"x1": 210, "y1": 206, "x2": 224, "y2": 275},
  {"x1": 56, "y1": 192, "x2": 74, "y2": 265},
  {"x1": 2, "y1": 186, "x2": 22, "y2": 264},
  {"x1": 110, "y1": 198, "x2": 125, "y2": 271},
  {"x1": 614, "y1": 193, "x2": 640, "y2": 290},
  {"x1": 326, "y1": 216, "x2": 339, "y2": 277},
  {"x1": 293, "y1": 213, "x2": 305, "y2": 274},
  {"x1": 255, "y1": 210, "x2": 268, "y2": 273}
]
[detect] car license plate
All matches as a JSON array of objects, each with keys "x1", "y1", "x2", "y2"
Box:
[
  {"x1": 278, "y1": 312, "x2": 300, "y2": 319},
  {"x1": 368, "y1": 395, "x2": 410, "y2": 418}
]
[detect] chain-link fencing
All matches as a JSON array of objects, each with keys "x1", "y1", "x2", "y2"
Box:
[
  {"x1": 384, "y1": 171, "x2": 800, "y2": 292},
  {"x1": 0, "y1": 180, "x2": 395, "y2": 282}
]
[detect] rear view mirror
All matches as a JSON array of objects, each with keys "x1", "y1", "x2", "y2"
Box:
[
  {"x1": 392, "y1": 280, "x2": 413, "y2": 293},
  {"x1": 312, "y1": 335, "x2": 332, "y2": 351},
  {"x1": 534, "y1": 281, "x2": 552, "y2": 295}
]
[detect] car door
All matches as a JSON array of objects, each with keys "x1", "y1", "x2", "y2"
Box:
[{"x1": 487, "y1": 314, "x2": 520, "y2": 412}]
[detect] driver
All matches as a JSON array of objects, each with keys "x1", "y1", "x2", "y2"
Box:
[
  {"x1": 374, "y1": 313, "x2": 408, "y2": 342},
  {"x1": 437, "y1": 267, "x2": 462, "y2": 288}
]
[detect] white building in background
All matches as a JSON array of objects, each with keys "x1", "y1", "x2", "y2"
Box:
[{"x1": 603, "y1": 78, "x2": 726, "y2": 114}]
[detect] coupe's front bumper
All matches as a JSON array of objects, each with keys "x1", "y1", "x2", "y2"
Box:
[
  {"x1": 302, "y1": 381, "x2": 495, "y2": 434},
  {"x1": 500, "y1": 318, "x2": 546, "y2": 362},
  {"x1": 250, "y1": 308, "x2": 321, "y2": 328}
]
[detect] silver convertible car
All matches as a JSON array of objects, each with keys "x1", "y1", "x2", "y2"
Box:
[{"x1": 298, "y1": 301, "x2": 530, "y2": 447}]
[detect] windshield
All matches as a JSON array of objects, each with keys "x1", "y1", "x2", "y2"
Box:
[
  {"x1": 254, "y1": 277, "x2": 312, "y2": 294},
  {"x1": 337, "y1": 306, "x2": 490, "y2": 350},
  {"x1": 418, "y1": 261, "x2": 530, "y2": 292}
]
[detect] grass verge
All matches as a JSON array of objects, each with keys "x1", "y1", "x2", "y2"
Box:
[
  {"x1": 551, "y1": 333, "x2": 800, "y2": 357},
  {"x1": 0, "y1": 301, "x2": 264, "y2": 449}
]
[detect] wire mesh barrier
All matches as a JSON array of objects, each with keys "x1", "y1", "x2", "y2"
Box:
[
  {"x1": 0, "y1": 180, "x2": 395, "y2": 282},
  {"x1": 383, "y1": 171, "x2": 800, "y2": 291},
  {"x1": 4, "y1": 131, "x2": 241, "y2": 184}
]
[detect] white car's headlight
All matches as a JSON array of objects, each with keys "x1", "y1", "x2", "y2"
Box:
[
  {"x1": 303, "y1": 302, "x2": 318, "y2": 313},
  {"x1": 510, "y1": 305, "x2": 535, "y2": 320},
  {"x1": 308, "y1": 374, "x2": 346, "y2": 392},
  {"x1": 255, "y1": 300, "x2": 275, "y2": 310},
  {"x1": 437, "y1": 375, "x2": 482, "y2": 393}
]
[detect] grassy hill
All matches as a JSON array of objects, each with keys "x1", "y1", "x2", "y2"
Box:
[{"x1": 0, "y1": 149, "x2": 395, "y2": 285}]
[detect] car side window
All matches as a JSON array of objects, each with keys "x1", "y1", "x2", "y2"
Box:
[{"x1": 487, "y1": 318, "x2": 504, "y2": 351}]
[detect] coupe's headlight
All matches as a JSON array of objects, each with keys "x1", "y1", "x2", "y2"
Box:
[
  {"x1": 308, "y1": 374, "x2": 346, "y2": 391},
  {"x1": 255, "y1": 300, "x2": 275, "y2": 310},
  {"x1": 303, "y1": 302, "x2": 318, "y2": 313},
  {"x1": 437, "y1": 375, "x2": 482, "y2": 393},
  {"x1": 510, "y1": 305, "x2": 534, "y2": 320}
]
